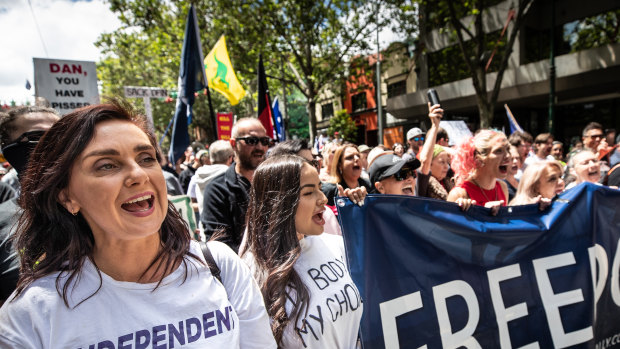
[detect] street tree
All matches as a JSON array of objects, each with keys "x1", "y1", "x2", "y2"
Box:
[{"x1": 391, "y1": 0, "x2": 535, "y2": 128}]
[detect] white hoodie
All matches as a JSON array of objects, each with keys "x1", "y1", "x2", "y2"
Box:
[{"x1": 188, "y1": 164, "x2": 230, "y2": 215}]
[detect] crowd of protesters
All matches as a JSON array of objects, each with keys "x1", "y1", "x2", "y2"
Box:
[{"x1": 0, "y1": 99, "x2": 618, "y2": 348}]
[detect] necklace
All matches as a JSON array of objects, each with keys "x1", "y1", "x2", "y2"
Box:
[{"x1": 470, "y1": 178, "x2": 498, "y2": 203}]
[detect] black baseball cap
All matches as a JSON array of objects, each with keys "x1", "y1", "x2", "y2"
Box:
[{"x1": 369, "y1": 153, "x2": 421, "y2": 184}]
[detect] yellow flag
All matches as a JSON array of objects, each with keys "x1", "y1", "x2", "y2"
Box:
[{"x1": 204, "y1": 36, "x2": 246, "y2": 105}]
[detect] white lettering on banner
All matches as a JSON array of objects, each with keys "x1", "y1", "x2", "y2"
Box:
[
  {"x1": 533, "y1": 252, "x2": 593, "y2": 348},
  {"x1": 488, "y1": 264, "x2": 539, "y2": 349},
  {"x1": 379, "y1": 292, "x2": 426, "y2": 349},
  {"x1": 588, "y1": 244, "x2": 608, "y2": 319},
  {"x1": 433, "y1": 280, "x2": 482, "y2": 349},
  {"x1": 378, "y1": 239, "x2": 620, "y2": 348},
  {"x1": 610, "y1": 241, "x2": 620, "y2": 306}
]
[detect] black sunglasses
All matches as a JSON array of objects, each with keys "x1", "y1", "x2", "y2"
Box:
[
  {"x1": 236, "y1": 136, "x2": 271, "y2": 146},
  {"x1": 1, "y1": 130, "x2": 46, "y2": 149},
  {"x1": 393, "y1": 167, "x2": 417, "y2": 181}
]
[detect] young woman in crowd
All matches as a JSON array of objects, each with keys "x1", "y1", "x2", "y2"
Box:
[
  {"x1": 240, "y1": 155, "x2": 362, "y2": 348},
  {"x1": 564, "y1": 149, "x2": 602, "y2": 190},
  {"x1": 510, "y1": 160, "x2": 565, "y2": 206},
  {"x1": 448, "y1": 129, "x2": 510, "y2": 214},
  {"x1": 503, "y1": 145, "x2": 521, "y2": 202},
  {"x1": 321, "y1": 144, "x2": 371, "y2": 206},
  {"x1": 0, "y1": 102, "x2": 276, "y2": 348}
]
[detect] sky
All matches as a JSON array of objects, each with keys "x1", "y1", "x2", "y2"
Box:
[{"x1": 0, "y1": 0, "x2": 121, "y2": 105}]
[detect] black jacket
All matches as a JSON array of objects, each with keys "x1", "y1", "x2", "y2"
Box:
[{"x1": 200, "y1": 164, "x2": 250, "y2": 253}]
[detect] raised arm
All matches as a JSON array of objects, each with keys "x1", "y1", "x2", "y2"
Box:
[{"x1": 419, "y1": 102, "x2": 443, "y2": 175}]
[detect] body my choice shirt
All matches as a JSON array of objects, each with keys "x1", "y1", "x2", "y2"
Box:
[
  {"x1": 243, "y1": 233, "x2": 363, "y2": 349},
  {"x1": 0, "y1": 241, "x2": 276, "y2": 349}
]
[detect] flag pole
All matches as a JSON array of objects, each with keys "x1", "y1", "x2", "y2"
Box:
[{"x1": 205, "y1": 86, "x2": 218, "y2": 141}]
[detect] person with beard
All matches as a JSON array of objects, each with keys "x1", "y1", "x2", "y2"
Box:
[
  {"x1": 0, "y1": 106, "x2": 60, "y2": 305},
  {"x1": 201, "y1": 118, "x2": 269, "y2": 253}
]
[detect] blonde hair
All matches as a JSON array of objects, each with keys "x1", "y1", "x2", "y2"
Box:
[{"x1": 510, "y1": 160, "x2": 563, "y2": 205}]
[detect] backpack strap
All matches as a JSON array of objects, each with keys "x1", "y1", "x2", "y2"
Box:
[{"x1": 199, "y1": 241, "x2": 222, "y2": 283}]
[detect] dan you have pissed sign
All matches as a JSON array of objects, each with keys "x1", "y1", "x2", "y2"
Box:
[
  {"x1": 337, "y1": 183, "x2": 620, "y2": 349},
  {"x1": 33, "y1": 58, "x2": 100, "y2": 114}
]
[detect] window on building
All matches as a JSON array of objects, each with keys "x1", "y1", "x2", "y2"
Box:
[
  {"x1": 387, "y1": 80, "x2": 407, "y2": 98},
  {"x1": 523, "y1": 9, "x2": 620, "y2": 64},
  {"x1": 428, "y1": 30, "x2": 504, "y2": 86},
  {"x1": 321, "y1": 102, "x2": 334, "y2": 119},
  {"x1": 352, "y1": 93, "x2": 367, "y2": 112}
]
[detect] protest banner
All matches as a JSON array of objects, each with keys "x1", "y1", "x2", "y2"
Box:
[
  {"x1": 33, "y1": 58, "x2": 99, "y2": 114},
  {"x1": 337, "y1": 183, "x2": 620, "y2": 348}
]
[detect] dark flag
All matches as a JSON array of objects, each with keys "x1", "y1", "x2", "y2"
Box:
[
  {"x1": 257, "y1": 55, "x2": 277, "y2": 141},
  {"x1": 25, "y1": 80, "x2": 31, "y2": 90},
  {"x1": 169, "y1": 4, "x2": 206, "y2": 167}
]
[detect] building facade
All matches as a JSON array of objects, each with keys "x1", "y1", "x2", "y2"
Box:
[{"x1": 387, "y1": 0, "x2": 620, "y2": 144}]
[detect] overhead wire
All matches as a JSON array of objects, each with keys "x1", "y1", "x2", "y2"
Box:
[{"x1": 26, "y1": 0, "x2": 49, "y2": 57}]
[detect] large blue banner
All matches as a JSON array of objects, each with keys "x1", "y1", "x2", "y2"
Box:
[{"x1": 337, "y1": 183, "x2": 620, "y2": 349}]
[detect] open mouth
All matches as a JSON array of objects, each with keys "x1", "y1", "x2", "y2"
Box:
[
  {"x1": 511, "y1": 165, "x2": 519, "y2": 171},
  {"x1": 121, "y1": 194, "x2": 154, "y2": 213},
  {"x1": 588, "y1": 171, "x2": 599, "y2": 178},
  {"x1": 312, "y1": 211, "x2": 325, "y2": 226},
  {"x1": 402, "y1": 186, "x2": 414, "y2": 196},
  {"x1": 498, "y1": 165, "x2": 508, "y2": 174},
  {"x1": 352, "y1": 165, "x2": 361, "y2": 171}
]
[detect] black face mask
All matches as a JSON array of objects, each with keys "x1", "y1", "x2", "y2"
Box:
[{"x1": 1, "y1": 130, "x2": 46, "y2": 175}]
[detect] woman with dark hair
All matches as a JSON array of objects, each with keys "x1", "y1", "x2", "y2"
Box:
[
  {"x1": 321, "y1": 144, "x2": 370, "y2": 206},
  {"x1": 0, "y1": 102, "x2": 275, "y2": 348},
  {"x1": 447, "y1": 129, "x2": 511, "y2": 214},
  {"x1": 240, "y1": 155, "x2": 362, "y2": 348}
]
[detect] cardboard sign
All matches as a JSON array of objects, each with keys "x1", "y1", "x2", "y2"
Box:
[{"x1": 33, "y1": 58, "x2": 99, "y2": 114}]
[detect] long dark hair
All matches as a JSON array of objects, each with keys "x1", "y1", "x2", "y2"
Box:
[
  {"x1": 13, "y1": 100, "x2": 199, "y2": 306},
  {"x1": 241, "y1": 155, "x2": 310, "y2": 345}
]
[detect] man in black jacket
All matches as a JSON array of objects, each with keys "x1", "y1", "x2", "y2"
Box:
[{"x1": 200, "y1": 118, "x2": 269, "y2": 252}]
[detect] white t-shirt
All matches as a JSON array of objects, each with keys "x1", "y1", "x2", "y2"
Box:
[
  {"x1": 243, "y1": 233, "x2": 363, "y2": 349},
  {"x1": 0, "y1": 241, "x2": 276, "y2": 349}
]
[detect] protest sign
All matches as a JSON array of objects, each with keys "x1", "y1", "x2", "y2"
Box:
[
  {"x1": 337, "y1": 183, "x2": 620, "y2": 348},
  {"x1": 33, "y1": 58, "x2": 99, "y2": 114},
  {"x1": 217, "y1": 112, "x2": 233, "y2": 140}
]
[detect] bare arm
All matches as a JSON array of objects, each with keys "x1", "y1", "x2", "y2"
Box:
[{"x1": 419, "y1": 103, "x2": 443, "y2": 175}]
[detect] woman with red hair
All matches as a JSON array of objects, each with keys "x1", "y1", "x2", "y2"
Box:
[{"x1": 447, "y1": 130, "x2": 511, "y2": 214}]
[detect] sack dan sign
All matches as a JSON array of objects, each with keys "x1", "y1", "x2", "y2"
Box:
[{"x1": 33, "y1": 58, "x2": 99, "y2": 114}]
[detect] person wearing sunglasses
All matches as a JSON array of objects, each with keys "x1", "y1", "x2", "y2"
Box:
[
  {"x1": 402, "y1": 127, "x2": 425, "y2": 162},
  {"x1": 0, "y1": 106, "x2": 60, "y2": 306},
  {"x1": 201, "y1": 118, "x2": 270, "y2": 253},
  {"x1": 369, "y1": 153, "x2": 420, "y2": 195}
]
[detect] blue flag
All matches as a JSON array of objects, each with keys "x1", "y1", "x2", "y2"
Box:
[
  {"x1": 169, "y1": 4, "x2": 206, "y2": 166},
  {"x1": 337, "y1": 183, "x2": 620, "y2": 348},
  {"x1": 504, "y1": 104, "x2": 524, "y2": 135},
  {"x1": 272, "y1": 96, "x2": 285, "y2": 141}
]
